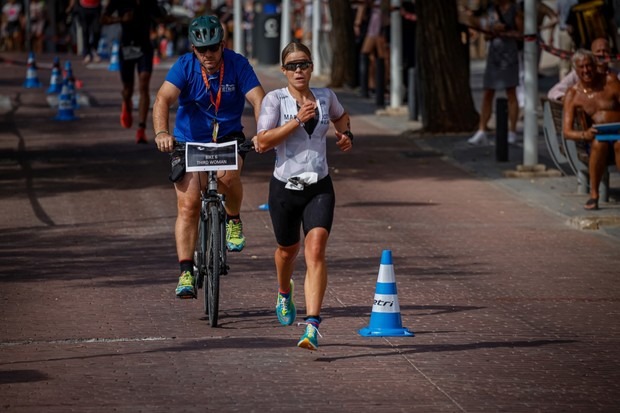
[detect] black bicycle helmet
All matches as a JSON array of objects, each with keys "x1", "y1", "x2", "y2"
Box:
[{"x1": 189, "y1": 15, "x2": 224, "y2": 47}]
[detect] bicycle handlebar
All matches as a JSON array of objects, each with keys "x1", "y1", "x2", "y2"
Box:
[
  {"x1": 173, "y1": 140, "x2": 254, "y2": 154},
  {"x1": 238, "y1": 140, "x2": 255, "y2": 154}
]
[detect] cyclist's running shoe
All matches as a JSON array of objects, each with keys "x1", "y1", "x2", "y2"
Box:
[
  {"x1": 276, "y1": 280, "x2": 296, "y2": 325},
  {"x1": 120, "y1": 101, "x2": 132, "y2": 129},
  {"x1": 297, "y1": 323, "x2": 320, "y2": 351},
  {"x1": 135, "y1": 127, "x2": 147, "y2": 144},
  {"x1": 175, "y1": 270, "x2": 196, "y2": 299},
  {"x1": 226, "y1": 219, "x2": 246, "y2": 252}
]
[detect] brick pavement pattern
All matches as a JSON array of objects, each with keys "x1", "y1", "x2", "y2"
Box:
[{"x1": 0, "y1": 53, "x2": 619, "y2": 412}]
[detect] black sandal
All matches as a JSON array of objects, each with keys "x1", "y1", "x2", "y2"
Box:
[{"x1": 584, "y1": 198, "x2": 599, "y2": 211}]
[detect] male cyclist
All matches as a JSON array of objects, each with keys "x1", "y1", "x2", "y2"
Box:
[{"x1": 152, "y1": 15, "x2": 265, "y2": 298}]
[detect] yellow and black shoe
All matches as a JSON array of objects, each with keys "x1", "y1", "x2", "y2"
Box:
[{"x1": 175, "y1": 270, "x2": 196, "y2": 299}]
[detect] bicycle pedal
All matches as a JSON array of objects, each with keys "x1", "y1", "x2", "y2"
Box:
[{"x1": 177, "y1": 293, "x2": 197, "y2": 300}]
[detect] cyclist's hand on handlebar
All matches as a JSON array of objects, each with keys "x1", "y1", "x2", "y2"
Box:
[
  {"x1": 155, "y1": 132, "x2": 175, "y2": 153},
  {"x1": 238, "y1": 140, "x2": 255, "y2": 154}
]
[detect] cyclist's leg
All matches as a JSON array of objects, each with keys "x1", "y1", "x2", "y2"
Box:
[
  {"x1": 217, "y1": 134, "x2": 247, "y2": 216},
  {"x1": 217, "y1": 160, "x2": 243, "y2": 216},
  {"x1": 174, "y1": 172, "x2": 204, "y2": 263},
  {"x1": 219, "y1": 151, "x2": 245, "y2": 251}
]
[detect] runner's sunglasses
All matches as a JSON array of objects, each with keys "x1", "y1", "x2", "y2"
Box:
[
  {"x1": 283, "y1": 61, "x2": 313, "y2": 71},
  {"x1": 195, "y1": 43, "x2": 221, "y2": 53}
]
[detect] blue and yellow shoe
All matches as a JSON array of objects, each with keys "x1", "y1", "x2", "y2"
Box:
[
  {"x1": 275, "y1": 279, "x2": 296, "y2": 326},
  {"x1": 175, "y1": 270, "x2": 196, "y2": 299},
  {"x1": 226, "y1": 219, "x2": 246, "y2": 252},
  {"x1": 297, "y1": 323, "x2": 320, "y2": 351}
]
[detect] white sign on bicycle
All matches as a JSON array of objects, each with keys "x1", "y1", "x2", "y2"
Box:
[{"x1": 185, "y1": 141, "x2": 238, "y2": 172}]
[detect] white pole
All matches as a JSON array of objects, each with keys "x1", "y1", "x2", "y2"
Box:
[
  {"x1": 312, "y1": 0, "x2": 321, "y2": 76},
  {"x1": 390, "y1": 0, "x2": 403, "y2": 108},
  {"x1": 523, "y1": 0, "x2": 538, "y2": 166},
  {"x1": 233, "y1": 0, "x2": 243, "y2": 54},
  {"x1": 281, "y1": 0, "x2": 292, "y2": 53}
]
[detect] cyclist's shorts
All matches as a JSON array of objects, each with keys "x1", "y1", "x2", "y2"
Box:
[{"x1": 218, "y1": 131, "x2": 249, "y2": 161}]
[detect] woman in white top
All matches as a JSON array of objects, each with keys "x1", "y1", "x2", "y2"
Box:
[{"x1": 253, "y1": 41, "x2": 353, "y2": 351}]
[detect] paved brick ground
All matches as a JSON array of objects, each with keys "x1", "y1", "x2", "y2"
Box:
[{"x1": 0, "y1": 52, "x2": 619, "y2": 412}]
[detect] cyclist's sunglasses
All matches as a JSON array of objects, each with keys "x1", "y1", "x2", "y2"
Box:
[
  {"x1": 283, "y1": 61, "x2": 312, "y2": 71},
  {"x1": 195, "y1": 43, "x2": 221, "y2": 54}
]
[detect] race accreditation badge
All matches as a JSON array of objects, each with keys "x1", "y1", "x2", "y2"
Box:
[{"x1": 212, "y1": 121, "x2": 219, "y2": 142}]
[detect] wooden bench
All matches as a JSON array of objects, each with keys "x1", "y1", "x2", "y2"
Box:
[{"x1": 541, "y1": 97, "x2": 610, "y2": 202}]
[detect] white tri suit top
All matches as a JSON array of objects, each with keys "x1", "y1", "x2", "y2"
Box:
[{"x1": 256, "y1": 86, "x2": 345, "y2": 183}]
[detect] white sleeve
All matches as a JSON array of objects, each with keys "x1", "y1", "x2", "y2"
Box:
[
  {"x1": 547, "y1": 71, "x2": 577, "y2": 101},
  {"x1": 256, "y1": 91, "x2": 282, "y2": 134},
  {"x1": 327, "y1": 89, "x2": 345, "y2": 121}
]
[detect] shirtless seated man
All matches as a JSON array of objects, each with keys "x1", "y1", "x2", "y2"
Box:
[
  {"x1": 548, "y1": 37, "x2": 620, "y2": 102},
  {"x1": 562, "y1": 49, "x2": 620, "y2": 210}
]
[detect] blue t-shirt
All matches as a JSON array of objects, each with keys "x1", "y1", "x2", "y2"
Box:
[{"x1": 165, "y1": 49, "x2": 261, "y2": 142}]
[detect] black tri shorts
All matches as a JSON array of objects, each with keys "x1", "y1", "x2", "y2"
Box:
[{"x1": 268, "y1": 175, "x2": 335, "y2": 247}]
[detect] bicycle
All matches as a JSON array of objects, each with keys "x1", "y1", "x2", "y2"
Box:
[{"x1": 180, "y1": 139, "x2": 253, "y2": 327}]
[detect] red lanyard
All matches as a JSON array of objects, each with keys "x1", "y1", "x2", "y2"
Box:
[{"x1": 200, "y1": 61, "x2": 224, "y2": 117}]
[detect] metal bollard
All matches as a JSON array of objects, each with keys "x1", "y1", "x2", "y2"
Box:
[
  {"x1": 375, "y1": 57, "x2": 385, "y2": 107},
  {"x1": 359, "y1": 53, "x2": 369, "y2": 98},
  {"x1": 496, "y1": 97, "x2": 508, "y2": 162}
]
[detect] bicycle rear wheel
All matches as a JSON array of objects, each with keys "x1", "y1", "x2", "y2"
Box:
[{"x1": 206, "y1": 203, "x2": 221, "y2": 327}]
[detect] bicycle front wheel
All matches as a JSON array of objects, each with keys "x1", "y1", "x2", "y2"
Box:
[
  {"x1": 206, "y1": 203, "x2": 221, "y2": 327},
  {"x1": 195, "y1": 215, "x2": 208, "y2": 314}
]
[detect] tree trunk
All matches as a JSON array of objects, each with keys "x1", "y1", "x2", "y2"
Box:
[
  {"x1": 328, "y1": 0, "x2": 357, "y2": 87},
  {"x1": 416, "y1": 0, "x2": 479, "y2": 133}
]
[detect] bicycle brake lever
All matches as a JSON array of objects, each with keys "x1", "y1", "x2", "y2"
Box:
[{"x1": 238, "y1": 141, "x2": 255, "y2": 153}]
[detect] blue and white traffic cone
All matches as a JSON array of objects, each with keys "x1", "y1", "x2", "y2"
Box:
[
  {"x1": 23, "y1": 52, "x2": 42, "y2": 88},
  {"x1": 47, "y1": 57, "x2": 63, "y2": 94},
  {"x1": 108, "y1": 40, "x2": 120, "y2": 71},
  {"x1": 359, "y1": 250, "x2": 414, "y2": 337},
  {"x1": 97, "y1": 35, "x2": 110, "y2": 60},
  {"x1": 54, "y1": 80, "x2": 77, "y2": 121},
  {"x1": 63, "y1": 61, "x2": 78, "y2": 109}
]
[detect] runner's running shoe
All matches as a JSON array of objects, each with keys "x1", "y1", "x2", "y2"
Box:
[
  {"x1": 120, "y1": 101, "x2": 132, "y2": 129},
  {"x1": 136, "y1": 127, "x2": 147, "y2": 144},
  {"x1": 175, "y1": 270, "x2": 196, "y2": 298},
  {"x1": 226, "y1": 219, "x2": 246, "y2": 252},
  {"x1": 297, "y1": 323, "x2": 320, "y2": 351},
  {"x1": 276, "y1": 280, "x2": 296, "y2": 325}
]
